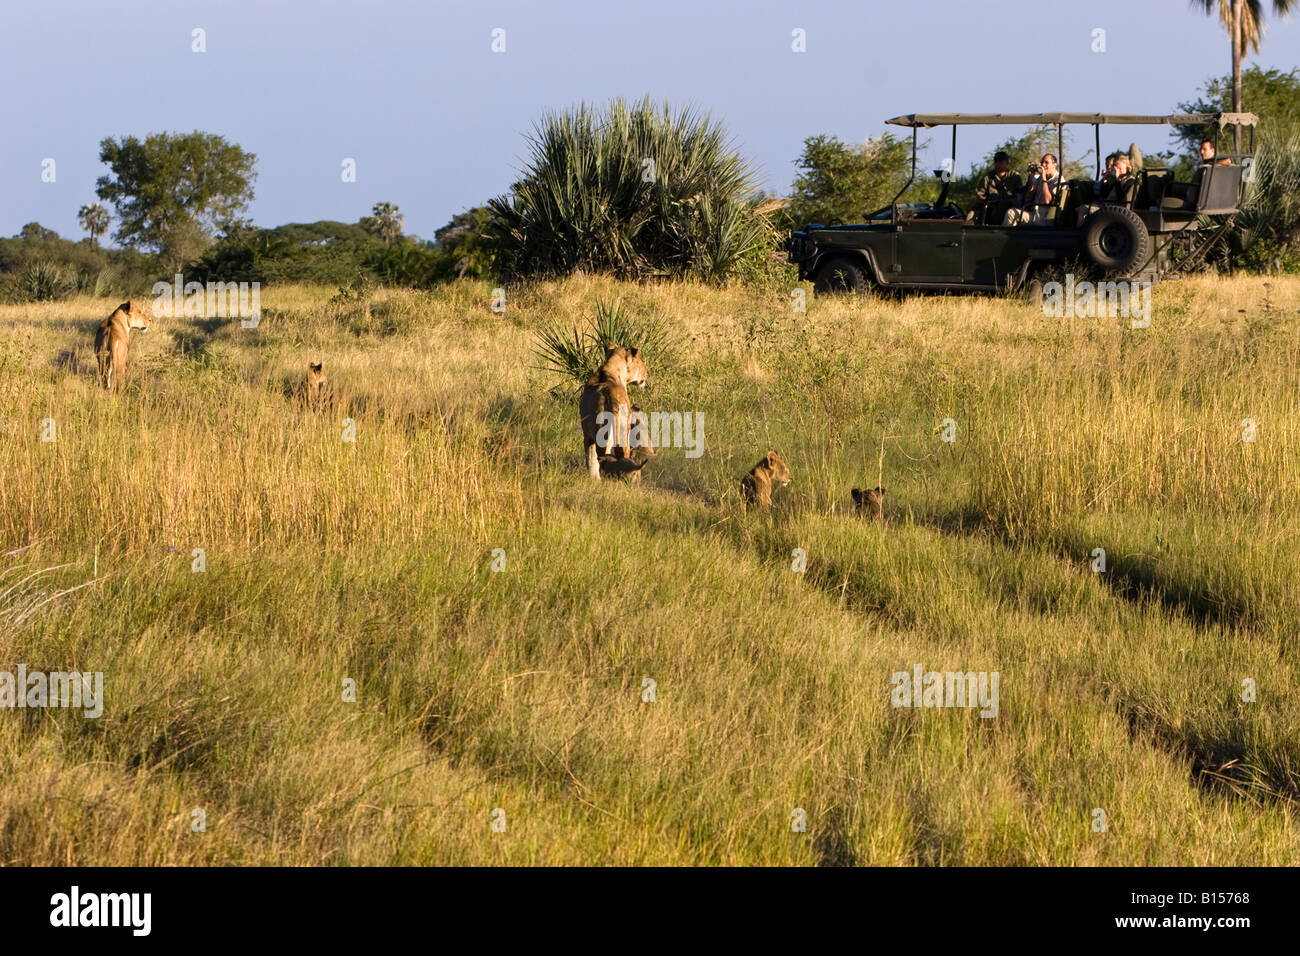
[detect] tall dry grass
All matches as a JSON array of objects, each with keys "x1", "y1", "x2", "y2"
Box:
[{"x1": 0, "y1": 274, "x2": 1296, "y2": 864}]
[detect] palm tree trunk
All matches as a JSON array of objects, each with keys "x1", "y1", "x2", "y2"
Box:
[{"x1": 1232, "y1": 0, "x2": 1243, "y2": 152}]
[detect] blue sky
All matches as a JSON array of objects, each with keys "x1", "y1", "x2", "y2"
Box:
[{"x1": 2, "y1": 0, "x2": 1297, "y2": 244}]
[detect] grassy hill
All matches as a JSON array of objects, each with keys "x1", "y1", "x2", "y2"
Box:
[{"x1": 1, "y1": 274, "x2": 1297, "y2": 864}]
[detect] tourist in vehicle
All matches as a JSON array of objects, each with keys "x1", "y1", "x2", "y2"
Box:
[
  {"x1": 1093, "y1": 153, "x2": 1118, "y2": 197},
  {"x1": 1100, "y1": 152, "x2": 1117, "y2": 183},
  {"x1": 1004, "y1": 153, "x2": 1063, "y2": 225},
  {"x1": 1077, "y1": 154, "x2": 1135, "y2": 225},
  {"x1": 1199, "y1": 139, "x2": 1232, "y2": 166},
  {"x1": 1102, "y1": 154, "x2": 1135, "y2": 201},
  {"x1": 968, "y1": 151, "x2": 1023, "y2": 223}
]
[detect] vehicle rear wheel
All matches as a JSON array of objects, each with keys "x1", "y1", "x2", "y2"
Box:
[
  {"x1": 813, "y1": 257, "x2": 870, "y2": 295},
  {"x1": 1082, "y1": 206, "x2": 1150, "y2": 277}
]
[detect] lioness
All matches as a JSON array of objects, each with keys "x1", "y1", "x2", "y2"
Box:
[
  {"x1": 307, "y1": 362, "x2": 327, "y2": 410},
  {"x1": 740, "y1": 451, "x2": 791, "y2": 508},
  {"x1": 94, "y1": 301, "x2": 150, "y2": 391},
  {"x1": 579, "y1": 344, "x2": 648, "y2": 479},
  {"x1": 593, "y1": 344, "x2": 647, "y2": 392},
  {"x1": 851, "y1": 486, "x2": 885, "y2": 521}
]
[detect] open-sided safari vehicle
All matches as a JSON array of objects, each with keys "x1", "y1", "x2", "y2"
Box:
[{"x1": 787, "y1": 111, "x2": 1258, "y2": 297}]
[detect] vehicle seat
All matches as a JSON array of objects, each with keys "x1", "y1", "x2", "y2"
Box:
[
  {"x1": 1135, "y1": 169, "x2": 1169, "y2": 210},
  {"x1": 1196, "y1": 163, "x2": 1243, "y2": 214},
  {"x1": 1163, "y1": 166, "x2": 1203, "y2": 210},
  {"x1": 1057, "y1": 183, "x2": 1081, "y2": 225}
]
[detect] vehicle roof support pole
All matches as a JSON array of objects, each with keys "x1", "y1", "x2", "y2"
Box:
[
  {"x1": 889, "y1": 126, "x2": 919, "y2": 217},
  {"x1": 1057, "y1": 124, "x2": 1064, "y2": 212},
  {"x1": 1094, "y1": 125, "x2": 1100, "y2": 178}
]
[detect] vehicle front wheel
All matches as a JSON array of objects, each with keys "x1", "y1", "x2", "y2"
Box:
[{"x1": 813, "y1": 257, "x2": 870, "y2": 295}]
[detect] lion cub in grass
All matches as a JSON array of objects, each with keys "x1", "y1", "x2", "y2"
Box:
[
  {"x1": 597, "y1": 446, "x2": 649, "y2": 479},
  {"x1": 94, "y1": 301, "x2": 150, "y2": 391},
  {"x1": 597, "y1": 405, "x2": 654, "y2": 480},
  {"x1": 740, "y1": 451, "x2": 791, "y2": 508},
  {"x1": 851, "y1": 486, "x2": 885, "y2": 521},
  {"x1": 306, "y1": 362, "x2": 328, "y2": 410},
  {"x1": 579, "y1": 344, "x2": 648, "y2": 480}
]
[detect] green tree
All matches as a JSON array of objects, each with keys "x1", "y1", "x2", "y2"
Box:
[
  {"x1": 1175, "y1": 66, "x2": 1300, "y2": 157},
  {"x1": 18, "y1": 222, "x2": 59, "y2": 241},
  {"x1": 786, "y1": 133, "x2": 912, "y2": 227},
  {"x1": 432, "y1": 207, "x2": 492, "y2": 279},
  {"x1": 1193, "y1": 1, "x2": 1298, "y2": 150},
  {"x1": 77, "y1": 203, "x2": 110, "y2": 247},
  {"x1": 95, "y1": 131, "x2": 257, "y2": 270},
  {"x1": 361, "y1": 202, "x2": 404, "y2": 244}
]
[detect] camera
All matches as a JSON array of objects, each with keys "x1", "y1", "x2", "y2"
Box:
[{"x1": 1027, "y1": 163, "x2": 1041, "y2": 175}]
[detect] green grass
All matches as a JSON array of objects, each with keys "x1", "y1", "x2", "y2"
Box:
[{"x1": 0, "y1": 274, "x2": 1297, "y2": 864}]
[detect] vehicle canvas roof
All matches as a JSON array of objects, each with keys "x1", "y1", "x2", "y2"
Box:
[{"x1": 885, "y1": 112, "x2": 1259, "y2": 128}]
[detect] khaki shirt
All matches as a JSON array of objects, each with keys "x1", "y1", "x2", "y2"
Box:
[{"x1": 976, "y1": 169, "x2": 1024, "y2": 201}]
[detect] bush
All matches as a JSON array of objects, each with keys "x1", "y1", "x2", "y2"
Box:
[
  {"x1": 187, "y1": 221, "x2": 390, "y2": 286},
  {"x1": 14, "y1": 262, "x2": 75, "y2": 302},
  {"x1": 533, "y1": 298, "x2": 678, "y2": 388},
  {"x1": 487, "y1": 97, "x2": 766, "y2": 283},
  {"x1": 0, "y1": 231, "x2": 163, "y2": 302},
  {"x1": 733, "y1": 207, "x2": 799, "y2": 291},
  {"x1": 1230, "y1": 125, "x2": 1300, "y2": 272}
]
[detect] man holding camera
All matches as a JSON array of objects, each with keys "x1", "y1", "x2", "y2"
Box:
[{"x1": 1003, "y1": 153, "x2": 1064, "y2": 226}]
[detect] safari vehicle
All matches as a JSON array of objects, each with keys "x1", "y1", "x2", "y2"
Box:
[{"x1": 787, "y1": 111, "x2": 1257, "y2": 297}]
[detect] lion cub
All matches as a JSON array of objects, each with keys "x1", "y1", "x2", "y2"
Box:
[
  {"x1": 598, "y1": 405, "x2": 654, "y2": 481},
  {"x1": 597, "y1": 446, "x2": 649, "y2": 479},
  {"x1": 306, "y1": 362, "x2": 328, "y2": 410},
  {"x1": 579, "y1": 344, "x2": 648, "y2": 480},
  {"x1": 851, "y1": 486, "x2": 885, "y2": 521},
  {"x1": 740, "y1": 451, "x2": 792, "y2": 508},
  {"x1": 94, "y1": 301, "x2": 150, "y2": 391}
]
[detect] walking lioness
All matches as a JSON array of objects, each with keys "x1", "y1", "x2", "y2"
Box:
[
  {"x1": 740, "y1": 451, "x2": 792, "y2": 508},
  {"x1": 579, "y1": 344, "x2": 648, "y2": 479},
  {"x1": 94, "y1": 301, "x2": 150, "y2": 391}
]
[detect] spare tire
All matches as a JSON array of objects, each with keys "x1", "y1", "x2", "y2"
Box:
[{"x1": 1082, "y1": 206, "x2": 1150, "y2": 277}]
